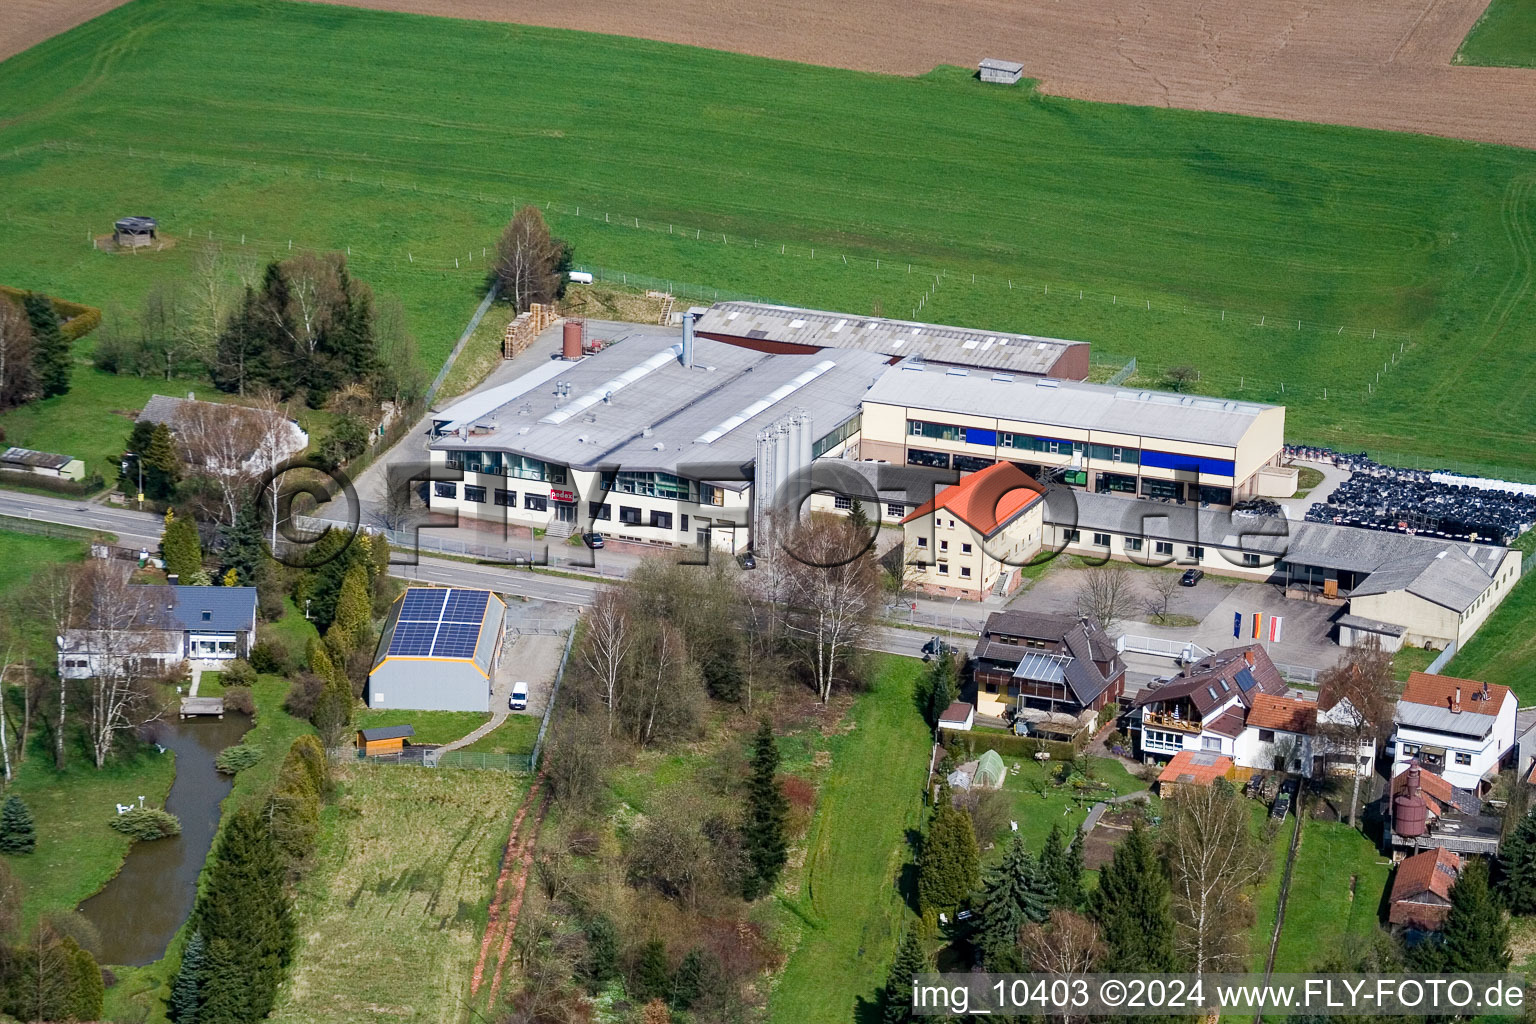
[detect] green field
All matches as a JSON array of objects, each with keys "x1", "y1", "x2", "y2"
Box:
[
  {"x1": 766, "y1": 656, "x2": 932, "y2": 1024},
  {"x1": 1458, "y1": 0, "x2": 1536, "y2": 67},
  {"x1": 3, "y1": 2, "x2": 1536, "y2": 476},
  {"x1": 1446, "y1": 572, "x2": 1536, "y2": 700},
  {"x1": 352, "y1": 707, "x2": 491, "y2": 746},
  {"x1": 1270, "y1": 820, "x2": 1392, "y2": 971}
]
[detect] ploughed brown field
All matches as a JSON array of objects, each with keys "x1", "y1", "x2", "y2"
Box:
[{"x1": 3, "y1": 0, "x2": 1534, "y2": 149}]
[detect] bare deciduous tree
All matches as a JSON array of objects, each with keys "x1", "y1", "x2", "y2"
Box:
[
  {"x1": 1318, "y1": 638, "x2": 1396, "y2": 827},
  {"x1": 274, "y1": 252, "x2": 344, "y2": 362},
  {"x1": 75, "y1": 561, "x2": 166, "y2": 768},
  {"x1": 0, "y1": 299, "x2": 36, "y2": 410},
  {"x1": 1076, "y1": 564, "x2": 1135, "y2": 634},
  {"x1": 1147, "y1": 569, "x2": 1182, "y2": 620},
  {"x1": 779, "y1": 517, "x2": 880, "y2": 703},
  {"x1": 1160, "y1": 781, "x2": 1266, "y2": 973},
  {"x1": 1021, "y1": 910, "x2": 1105, "y2": 1024},
  {"x1": 581, "y1": 588, "x2": 634, "y2": 739},
  {"x1": 34, "y1": 566, "x2": 80, "y2": 771},
  {"x1": 493, "y1": 206, "x2": 568, "y2": 312},
  {"x1": 186, "y1": 242, "x2": 235, "y2": 366}
]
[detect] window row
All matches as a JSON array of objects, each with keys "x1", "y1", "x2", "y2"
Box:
[{"x1": 443, "y1": 452, "x2": 567, "y2": 484}]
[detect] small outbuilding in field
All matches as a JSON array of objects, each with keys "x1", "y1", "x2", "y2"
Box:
[
  {"x1": 113, "y1": 216, "x2": 158, "y2": 248},
  {"x1": 0, "y1": 446, "x2": 85, "y2": 482},
  {"x1": 938, "y1": 701, "x2": 976, "y2": 732},
  {"x1": 357, "y1": 725, "x2": 415, "y2": 756},
  {"x1": 978, "y1": 58, "x2": 1024, "y2": 85}
]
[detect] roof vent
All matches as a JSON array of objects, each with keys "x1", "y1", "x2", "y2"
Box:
[
  {"x1": 991, "y1": 373, "x2": 1015, "y2": 383},
  {"x1": 643, "y1": 426, "x2": 653, "y2": 437},
  {"x1": 1451, "y1": 687, "x2": 1462, "y2": 714},
  {"x1": 652, "y1": 441, "x2": 665, "y2": 451}
]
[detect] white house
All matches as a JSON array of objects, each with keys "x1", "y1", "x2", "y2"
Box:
[
  {"x1": 1391, "y1": 671, "x2": 1516, "y2": 791},
  {"x1": 59, "y1": 585, "x2": 258, "y2": 679},
  {"x1": 1315, "y1": 691, "x2": 1379, "y2": 778}
]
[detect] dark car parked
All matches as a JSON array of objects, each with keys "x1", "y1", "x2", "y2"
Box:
[
  {"x1": 582, "y1": 532, "x2": 604, "y2": 549},
  {"x1": 1180, "y1": 568, "x2": 1204, "y2": 587}
]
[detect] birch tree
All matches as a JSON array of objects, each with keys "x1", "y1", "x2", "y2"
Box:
[
  {"x1": 77, "y1": 562, "x2": 165, "y2": 769},
  {"x1": 493, "y1": 206, "x2": 569, "y2": 312},
  {"x1": 1160, "y1": 781, "x2": 1266, "y2": 973},
  {"x1": 580, "y1": 588, "x2": 633, "y2": 738},
  {"x1": 779, "y1": 517, "x2": 878, "y2": 703},
  {"x1": 35, "y1": 566, "x2": 79, "y2": 771}
]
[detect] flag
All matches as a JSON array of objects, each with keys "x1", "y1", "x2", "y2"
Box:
[
  {"x1": 1233, "y1": 612, "x2": 1242, "y2": 639},
  {"x1": 1252, "y1": 613, "x2": 1262, "y2": 640},
  {"x1": 1269, "y1": 616, "x2": 1284, "y2": 643}
]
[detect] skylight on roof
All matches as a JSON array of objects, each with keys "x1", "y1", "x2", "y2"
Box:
[
  {"x1": 962, "y1": 340, "x2": 978, "y2": 350},
  {"x1": 790, "y1": 318, "x2": 806, "y2": 328}
]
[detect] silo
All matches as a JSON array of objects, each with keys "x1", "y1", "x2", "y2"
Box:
[
  {"x1": 562, "y1": 320, "x2": 584, "y2": 360},
  {"x1": 1392, "y1": 761, "x2": 1428, "y2": 839}
]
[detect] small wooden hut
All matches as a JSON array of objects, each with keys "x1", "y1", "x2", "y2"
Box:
[
  {"x1": 357, "y1": 724, "x2": 414, "y2": 755},
  {"x1": 113, "y1": 216, "x2": 159, "y2": 248}
]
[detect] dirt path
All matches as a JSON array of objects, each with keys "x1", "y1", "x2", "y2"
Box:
[{"x1": 6, "y1": 0, "x2": 1534, "y2": 149}]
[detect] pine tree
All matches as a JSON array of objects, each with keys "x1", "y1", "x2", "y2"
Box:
[
  {"x1": 922, "y1": 655, "x2": 959, "y2": 729},
  {"x1": 1438, "y1": 858, "x2": 1511, "y2": 973},
  {"x1": 580, "y1": 914, "x2": 619, "y2": 992},
  {"x1": 122, "y1": 420, "x2": 156, "y2": 496},
  {"x1": 634, "y1": 939, "x2": 670, "y2": 1002},
  {"x1": 1501, "y1": 809, "x2": 1536, "y2": 914},
  {"x1": 847, "y1": 497, "x2": 872, "y2": 535},
  {"x1": 1089, "y1": 819, "x2": 1177, "y2": 972},
  {"x1": 1041, "y1": 822, "x2": 1085, "y2": 910},
  {"x1": 23, "y1": 293, "x2": 70, "y2": 398},
  {"x1": 169, "y1": 931, "x2": 206, "y2": 1024},
  {"x1": 974, "y1": 835, "x2": 1054, "y2": 968},
  {"x1": 742, "y1": 719, "x2": 789, "y2": 899},
  {"x1": 332, "y1": 564, "x2": 371, "y2": 642},
  {"x1": 0, "y1": 795, "x2": 36, "y2": 854},
  {"x1": 881, "y1": 929, "x2": 929, "y2": 1024},
  {"x1": 162, "y1": 510, "x2": 204, "y2": 581},
  {"x1": 669, "y1": 948, "x2": 709, "y2": 1011},
  {"x1": 917, "y1": 785, "x2": 980, "y2": 916},
  {"x1": 144, "y1": 421, "x2": 181, "y2": 501},
  {"x1": 64, "y1": 934, "x2": 105, "y2": 1021},
  {"x1": 192, "y1": 808, "x2": 293, "y2": 1024},
  {"x1": 307, "y1": 637, "x2": 339, "y2": 684},
  {"x1": 224, "y1": 501, "x2": 266, "y2": 588}
]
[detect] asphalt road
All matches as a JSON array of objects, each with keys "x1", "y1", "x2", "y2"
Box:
[{"x1": 0, "y1": 491, "x2": 930, "y2": 658}]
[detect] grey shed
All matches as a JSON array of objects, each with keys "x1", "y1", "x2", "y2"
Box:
[
  {"x1": 979, "y1": 58, "x2": 1025, "y2": 85},
  {"x1": 367, "y1": 587, "x2": 507, "y2": 712}
]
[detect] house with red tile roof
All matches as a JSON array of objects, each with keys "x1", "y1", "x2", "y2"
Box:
[
  {"x1": 1391, "y1": 671, "x2": 1515, "y2": 790},
  {"x1": 900, "y1": 462, "x2": 1045, "y2": 600},
  {"x1": 1389, "y1": 847, "x2": 1461, "y2": 932}
]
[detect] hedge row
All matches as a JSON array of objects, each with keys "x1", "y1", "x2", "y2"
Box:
[
  {"x1": 0, "y1": 469, "x2": 106, "y2": 496},
  {"x1": 960, "y1": 730, "x2": 1081, "y2": 761},
  {"x1": 0, "y1": 285, "x2": 102, "y2": 341}
]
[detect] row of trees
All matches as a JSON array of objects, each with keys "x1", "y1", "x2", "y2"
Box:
[{"x1": 0, "y1": 293, "x2": 73, "y2": 412}]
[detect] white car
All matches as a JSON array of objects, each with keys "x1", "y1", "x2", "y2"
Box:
[{"x1": 509, "y1": 682, "x2": 529, "y2": 711}]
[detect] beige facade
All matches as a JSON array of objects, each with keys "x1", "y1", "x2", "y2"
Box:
[
  {"x1": 904, "y1": 497, "x2": 1044, "y2": 600},
  {"x1": 1352, "y1": 549, "x2": 1523, "y2": 650}
]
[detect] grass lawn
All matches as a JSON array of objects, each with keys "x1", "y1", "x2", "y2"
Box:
[
  {"x1": 436, "y1": 298, "x2": 516, "y2": 400},
  {"x1": 994, "y1": 754, "x2": 1151, "y2": 855},
  {"x1": 1391, "y1": 645, "x2": 1438, "y2": 682},
  {"x1": 1292, "y1": 466, "x2": 1325, "y2": 498},
  {"x1": 5, "y1": 4, "x2": 1536, "y2": 477},
  {"x1": 765, "y1": 656, "x2": 935, "y2": 1024},
  {"x1": 1243, "y1": 802, "x2": 1296, "y2": 971},
  {"x1": 352, "y1": 708, "x2": 491, "y2": 746},
  {"x1": 0, "y1": 528, "x2": 88, "y2": 657},
  {"x1": 1457, "y1": 0, "x2": 1536, "y2": 67},
  {"x1": 455, "y1": 713, "x2": 539, "y2": 756},
  {"x1": 258, "y1": 598, "x2": 322, "y2": 668},
  {"x1": 1270, "y1": 819, "x2": 1391, "y2": 972},
  {"x1": 1445, "y1": 574, "x2": 1536, "y2": 702},
  {"x1": 268, "y1": 762, "x2": 527, "y2": 1024},
  {"x1": 196, "y1": 670, "x2": 223, "y2": 696}
]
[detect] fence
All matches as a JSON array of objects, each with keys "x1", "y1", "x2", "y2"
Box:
[
  {"x1": 529, "y1": 627, "x2": 576, "y2": 770},
  {"x1": 1104, "y1": 357, "x2": 1139, "y2": 386},
  {"x1": 0, "y1": 513, "x2": 105, "y2": 541},
  {"x1": 1274, "y1": 662, "x2": 1318, "y2": 686},
  {"x1": 425, "y1": 283, "x2": 499, "y2": 405},
  {"x1": 1426, "y1": 641, "x2": 1459, "y2": 675},
  {"x1": 339, "y1": 747, "x2": 533, "y2": 771},
  {"x1": 1116, "y1": 635, "x2": 1212, "y2": 662}
]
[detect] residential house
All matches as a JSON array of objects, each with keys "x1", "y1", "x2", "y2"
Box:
[
  {"x1": 900, "y1": 462, "x2": 1045, "y2": 600},
  {"x1": 1388, "y1": 847, "x2": 1461, "y2": 933},
  {"x1": 1391, "y1": 672, "x2": 1515, "y2": 791},
  {"x1": 1133, "y1": 645, "x2": 1315, "y2": 773},
  {"x1": 59, "y1": 585, "x2": 258, "y2": 680},
  {"x1": 971, "y1": 610, "x2": 1126, "y2": 720},
  {"x1": 1314, "y1": 672, "x2": 1382, "y2": 779}
]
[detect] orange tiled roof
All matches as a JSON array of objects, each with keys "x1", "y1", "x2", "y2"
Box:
[
  {"x1": 1401, "y1": 672, "x2": 1511, "y2": 715},
  {"x1": 1392, "y1": 762, "x2": 1455, "y2": 816},
  {"x1": 1157, "y1": 750, "x2": 1234, "y2": 788},
  {"x1": 1246, "y1": 693, "x2": 1316, "y2": 734},
  {"x1": 900, "y1": 462, "x2": 1043, "y2": 538},
  {"x1": 1389, "y1": 847, "x2": 1460, "y2": 930}
]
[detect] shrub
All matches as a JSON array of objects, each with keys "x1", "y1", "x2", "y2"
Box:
[
  {"x1": 0, "y1": 796, "x2": 35, "y2": 854},
  {"x1": 109, "y1": 807, "x2": 182, "y2": 840},
  {"x1": 215, "y1": 744, "x2": 263, "y2": 774},
  {"x1": 248, "y1": 640, "x2": 287, "y2": 675},
  {"x1": 964, "y1": 731, "x2": 1080, "y2": 761},
  {"x1": 222, "y1": 685, "x2": 256, "y2": 716},
  {"x1": 221, "y1": 659, "x2": 257, "y2": 688},
  {"x1": 781, "y1": 775, "x2": 816, "y2": 836},
  {"x1": 0, "y1": 469, "x2": 103, "y2": 497}
]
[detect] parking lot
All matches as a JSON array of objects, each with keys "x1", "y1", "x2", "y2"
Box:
[{"x1": 491, "y1": 598, "x2": 577, "y2": 719}]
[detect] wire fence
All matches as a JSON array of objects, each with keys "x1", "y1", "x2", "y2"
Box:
[{"x1": 0, "y1": 513, "x2": 104, "y2": 541}]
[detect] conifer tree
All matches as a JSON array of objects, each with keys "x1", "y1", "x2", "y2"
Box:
[
  {"x1": 1501, "y1": 808, "x2": 1536, "y2": 915},
  {"x1": 921, "y1": 654, "x2": 959, "y2": 729},
  {"x1": 192, "y1": 808, "x2": 293, "y2": 1024},
  {"x1": 64, "y1": 934, "x2": 104, "y2": 1021},
  {"x1": 1089, "y1": 819, "x2": 1177, "y2": 972},
  {"x1": 742, "y1": 719, "x2": 789, "y2": 899},
  {"x1": 332, "y1": 564, "x2": 371, "y2": 642},
  {"x1": 169, "y1": 931, "x2": 206, "y2": 1024},
  {"x1": 918, "y1": 785, "x2": 980, "y2": 916},
  {"x1": 634, "y1": 939, "x2": 670, "y2": 1002},
  {"x1": 580, "y1": 914, "x2": 619, "y2": 992},
  {"x1": 144, "y1": 421, "x2": 181, "y2": 501},
  {"x1": 162, "y1": 510, "x2": 204, "y2": 581},
  {"x1": 222, "y1": 568, "x2": 239, "y2": 587},
  {"x1": 669, "y1": 948, "x2": 709, "y2": 1011},
  {"x1": 847, "y1": 497, "x2": 872, "y2": 536},
  {"x1": 1041, "y1": 821, "x2": 1085, "y2": 910},
  {"x1": 23, "y1": 293, "x2": 70, "y2": 398},
  {"x1": 1437, "y1": 858, "x2": 1510, "y2": 973},
  {"x1": 0, "y1": 795, "x2": 36, "y2": 854},
  {"x1": 974, "y1": 835, "x2": 1054, "y2": 969},
  {"x1": 881, "y1": 929, "x2": 929, "y2": 1024},
  {"x1": 224, "y1": 501, "x2": 266, "y2": 588}
]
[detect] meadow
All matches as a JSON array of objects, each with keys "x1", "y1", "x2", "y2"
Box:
[
  {"x1": 0, "y1": 1, "x2": 1534, "y2": 476},
  {"x1": 1458, "y1": 0, "x2": 1536, "y2": 67},
  {"x1": 1446, "y1": 571, "x2": 1536, "y2": 700},
  {"x1": 1269, "y1": 819, "x2": 1392, "y2": 971}
]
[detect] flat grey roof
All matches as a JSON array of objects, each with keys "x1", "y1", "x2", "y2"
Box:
[
  {"x1": 979, "y1": 58, "x2": 1025, "y2": 73},
  {"x1": 430, "y1": 335, "x2": 887, "y2": 478},
  {"x1": 864, "y1": 362, "x2": 1274, "y2": 447},
  {"x1": 695, "y1": 301, "x2": 1085, "y2": 376},
  {"x1": 1396, "y1": 701, "x2": 1497, "y2": 740}
]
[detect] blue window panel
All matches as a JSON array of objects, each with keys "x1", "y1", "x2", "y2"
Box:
[
  {"x1": 1141, "y1": 450, "x2": 1235, "y2": 477},
  {"x1": 964, "y1": 427, "x2": 998, "y2": 447},
  {"x1": 442, "y1": 589, "x2": 489, "y2": 623},
  {"x1": 399, "y1": 588, "x2": 448, "y2": 622}
]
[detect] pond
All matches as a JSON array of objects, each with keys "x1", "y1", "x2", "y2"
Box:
[{"x1": 79, "y1": 713, "x2": 252, "y2": 966}]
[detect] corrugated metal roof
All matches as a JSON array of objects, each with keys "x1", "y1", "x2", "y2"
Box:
[
  {"x1": 0, "y1": 446, "x2": 75, "y2": 470},
  {"x1": 695, "y1": 301, "x2": 1085, "y2": 376},
  {"x1": 1395, "y1": 701, "x2": 1497, "y2": 739},
  {"x1": 1353, "y1": 546, "x2": 1497, "y2": 613},
  {"x1": 865, "y1": 362, "x2": 1272, "y2": 447}
]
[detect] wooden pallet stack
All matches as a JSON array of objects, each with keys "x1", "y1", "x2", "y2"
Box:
[{"x1": 502, "y1": 302, "x2": 558, "y2": 359}]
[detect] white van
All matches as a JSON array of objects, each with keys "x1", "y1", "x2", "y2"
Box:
[{"x1": 509, "y1": 682, "x2": 529, "y2": 711}]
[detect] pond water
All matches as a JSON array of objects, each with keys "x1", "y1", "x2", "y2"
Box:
[{"x1": 79, "y1": 713, "x2": 252, "y2": 966}]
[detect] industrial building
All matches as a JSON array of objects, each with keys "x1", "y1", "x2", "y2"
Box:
[
  {"x1": 860, "y1": 363, "x2": 1290, "y2": 507},
  {"x1": 367, "y1": 588, "x2": 507, "y2": 712},
  {"x1": 428, "y1": 319, "x2": 888, "y2": 547},
  {"x1": 691, "y1": 301, "x2": 1090, "y2": 379}
]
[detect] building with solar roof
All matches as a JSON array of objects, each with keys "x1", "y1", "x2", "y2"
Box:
[{"x1": 368, "y1": 587, "x2": 507, "y2": 712}]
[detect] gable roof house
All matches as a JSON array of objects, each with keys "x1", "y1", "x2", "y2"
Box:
[
  {"x1": 1391, "y1": 671, "x2": 1515, "y2": 791},
  {"x1": 972, "y1": 610, "x2": 1126, "y2": 721},
  {"x1": 900, "y1": 462, "x2": 1046, "y2": 601},
  {"x1": 1313, "y1": 676, "x2": 1380, "y2": 779},
  {"x1": 1133, "y1": 645, "x2": 1317, "y2": 775},
  {"x1": 58, "y1": 585, "x2": 258, "y2": 680},
  {"x1": 1389, "y1": 847, "x2": 1461, "y2": 933}
]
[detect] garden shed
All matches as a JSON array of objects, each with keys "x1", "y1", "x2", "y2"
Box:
[
  {"x1": 113, "y1": 216, "x2": 158, "y2": 248},
  {"x1": 357, "y1": 725, "x2": 414, "y2": 755},
  {"x1": 978, "y1": 58, "x2": 1024, "y2": 85}
]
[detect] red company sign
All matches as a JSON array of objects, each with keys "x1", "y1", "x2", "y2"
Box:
[{"x1": 549, "y1": 488, "x2": 576, "y2": 503}]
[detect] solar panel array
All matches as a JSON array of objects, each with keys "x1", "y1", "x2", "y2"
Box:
[{"x1": 385, "y1": 588, "x2": 492, "y2": 660}]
